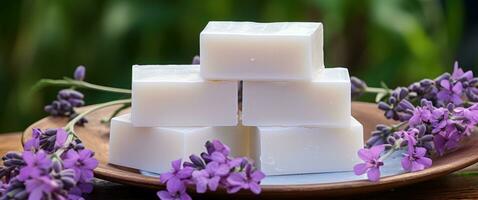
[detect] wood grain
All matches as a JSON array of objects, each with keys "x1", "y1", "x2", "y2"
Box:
[{"x1": 9, "y1": 102, "x2": 478, "y2": 198}]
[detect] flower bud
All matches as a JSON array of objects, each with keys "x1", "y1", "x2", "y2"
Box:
[{"x1": 74, "y1": 65, "x2": 86, "y2": 81}]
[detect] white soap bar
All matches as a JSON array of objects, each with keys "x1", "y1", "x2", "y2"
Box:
[
  {"x1": 109, "y1": 114, "x2": 250, "y2": 173},
  {"x1": 250, "y1": 117, "x2": 363, "y2": 176},
  {"x1": 132, "y1": 65, "x2": 238, "y2": 127},
  {"x1": 109, "y1": 114, "x2": 184, "y2": 173},
  {"x1": 243, "y1": 68, "x2": 351, "y2": 126},
  {"x1": 200, "y1": 21, "x2": 324, "y2": 80}
]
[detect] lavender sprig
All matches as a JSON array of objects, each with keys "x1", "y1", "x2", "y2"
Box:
[
  {"x1": 353, "y1": 62, "x2": 478, "y2": 182},
  {"x1": 157, "y1": 140, "x2": 265, "y2": 199}
]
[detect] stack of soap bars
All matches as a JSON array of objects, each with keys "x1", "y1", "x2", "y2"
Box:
[{"x1": 109, "y1": 21, "x2": 364, "y2": 176}]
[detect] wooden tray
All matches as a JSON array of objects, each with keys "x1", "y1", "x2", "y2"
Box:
[{"x1": 19, "y1": 102, "x2": 478, "y2": 198}]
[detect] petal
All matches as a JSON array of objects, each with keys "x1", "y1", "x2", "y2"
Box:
[
  {"x1": 208, "y1": 176, "x2": 220, "y2": 191},
  {"x1": 157, "y1": 190, "x2": 173, "y2": 200},
  {"x1": 227, "y1": 186, "x2": 242, "y2": 194},
  {"x1": 357, "y1": 149, "x2": 372, "y2": 161},
  {"x1": 22, "y1": 151, "x2": 35, "y2": 164},
  {"x1": 367, "y1": 167, "x2": 381, "y2": 182},
  {"x1": 160, "y1": 172, "x2": 174, "y2": 183},
  {"x1": 249, "y1": 182, "x2": 262, "y2": 194},
  {"x1": 401, "y1": 157, "x2": 412, "y2": 171},
  {"x1": 369, "y1": 145, "x2": 385, "y2": 158},
  {"x1": 411, "y1": 161, "x2": 425, "y2": 172},
  {"x1": 83, "y1": 158, "x2": 99, "y2": 169},
  {"x1": 28, "y1": 188, "x2": 43, "y2": 200},
  {"x1": 251, "y1": 171, "x2": 266, "y2": 182},
  {"x1": 177, "y1": 167, "x2": 193, "y2": 179},
  {"x1": 414, "y1": 147, "x2": 427, "y2": 157},
  {"x1": 195, "y1": 179, "x2": 208, "y2": 193},
  {"x1": 227, "y1": 173, "x2": 247, "y2": 185},
  {"x1": 417, "y1": 157, "x2": 432, "y2": 168},
  {"x1": 179, "y1": 192, "x2": 192, "y2": 200},
  {"x1": 453, "y1": 82, "x2": 463, "y2": 94},
  {"x1": 440, "y1": 80, "x2": 450, "y2": 89},
  {"x1": 166, "y1": 177, "x2": 184, "y2": 193},
  {"x1": 353, "y1": 163, "x2": 368, "y2": 175},
  {"x1": 171, "y1": 159, "x2": 182, "y2": 171}
]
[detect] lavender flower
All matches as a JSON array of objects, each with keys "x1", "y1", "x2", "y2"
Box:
[
  {"x1": 437, "y1": 79, "x2": 463, "y2": 105},
  {"x1": 1, "y1": 152, "x2": 25, "y2": 182},
  {"x1": 351, "y1": 76, "x2": 367, "y2": 99},
  {"x1": 401, "y1": 132, "x2": 432, "y2": 172},
  {"x1": 158, "y1": 140, "x2": 264, "y2": 199},
  {"x1": 160, "y1": 159, "x2": 194, "y2": 190},
  {"x1": 192, "y1": 162, "x2": 222, "y2": 193},
  {"x1": 226, "y1": 163, "x2": 265, "y2": 194},
  {"x1": 17, "y1": 151, "x2": 52, "y2": 181},
  {"x1": 24, "y1": 176, "x2": 59, "y2": 200},
  {"x1": 353, "y1": 145, "x2": 385, "y2": 182},
  {"x1": 433, "y1": 130, "x2": 461, "y2": 156},
  {"x1": 157, "y1": 178, "x2": 192, "y2": 200},
  {"x1": 74, "y1": 65, "x2": 86, "y2": 81},
  {"x1": 378, "y1": 87, "x2": 412, "y2": 121},
  {"x1": 62, "y1": 149, "x2": 99, "y2": 183}
]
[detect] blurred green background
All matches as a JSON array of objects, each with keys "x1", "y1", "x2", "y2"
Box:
[{"x1": 0, "y1": 0, "x2": 477, "y2": 132}]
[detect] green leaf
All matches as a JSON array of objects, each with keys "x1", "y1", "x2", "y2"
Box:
[{"x1": 380, "y1": 81, "x2": 390, "y2": 91}]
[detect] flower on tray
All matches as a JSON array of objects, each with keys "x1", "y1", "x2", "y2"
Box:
[
  {"x1": 353, "y1": 61, "x2": 478, "y2": 182},
  {"x1": 157, "y1": 140, "x2": 265, "y2": 199}
]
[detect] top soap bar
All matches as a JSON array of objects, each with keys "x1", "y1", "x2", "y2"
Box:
[{"x1": 200, "y1": 21, "x2": 324, "y2": 81}]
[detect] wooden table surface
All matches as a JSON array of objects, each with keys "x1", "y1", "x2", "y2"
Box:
[{"x1": 2, "y1": 132, "x2": 478, "y2": 200}]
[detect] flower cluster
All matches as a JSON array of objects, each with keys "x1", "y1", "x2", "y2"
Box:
[
  {"x1": 44, "y1": 66, "x2": 87, "y2": 125},
  {"x1": 353, "y1": 62, "x2": 478, "y2": 182},
  {"x1": 0, "y1": 128, "x2": 98, "y2": 200},
  {"x1": 157, "y1": 140, "x2": 265, "y2": 200},
  {"x1": 377, "y1": 62, "x2": 477, "y2": 121}
]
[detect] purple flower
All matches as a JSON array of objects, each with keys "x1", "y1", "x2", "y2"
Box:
[
  {"x1": 430, "y1": 107, "x2": 452, "y2": 134},
  {"x1": 25, "y1": 176, "x2": 59, "y2": 200},
  {"x1": 206, "y1": 140, "x2": 231, "y2": 157},
  {"x1": 408, "y1": 106, "x2": 432, "y2": 127},
  {"x1": 157, "y1": 178, "x2": 192, "y2": 200},
  {"x1": 24, "y1": 129, "x2": 41, "y2": 152},
  {"x1": 160, "y1": 159, "x2": 194, "y2": 190},
  {"x1": 226, "y1": 164, "x2": 265, "y2": 194},
  {"x1": 451, "y1": 61, "x2": 473, "y2": 81},
  {"x1": 192, "y1": 163, "x2": 221, "y2": 193},
  {"x1": 353, "y1": 145, "x2": 385, "y2": 182},
  {"x1": 437, "y1": 79, "x2": 463, "y2": 105},
  {"x1": 62, "y1": 149, "x2": 99, "y2": 182},
  {"x1": 351, "y1": 76, "x2": 367, "y2": 99},
  {"x1": 434, "y1": 130, "x2": 461, "y2": 156},
  {"x1": 401, "y1": 132, "x2": 432, "y2": 172},
  {"x1": 18, "y1": 151, "x2": 52, "y2": 181},
  {"x1": 74, "y1": 65, "x2": 86, "y2": 81}
]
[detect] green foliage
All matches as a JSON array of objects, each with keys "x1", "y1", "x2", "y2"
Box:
[{"x1": 0, "y1": 0, "x2": 472, "y2": 132}]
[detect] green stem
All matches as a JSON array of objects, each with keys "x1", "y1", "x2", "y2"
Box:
[
  {"x1": 365, "y1": 87, "x2": 392, "y2": 94},
  {"x1": 54, "y1": 99, "x2": 132, "y2": 157},
  {"x1": 34, "y1": 79, "x2": 131, "y2": 94}
]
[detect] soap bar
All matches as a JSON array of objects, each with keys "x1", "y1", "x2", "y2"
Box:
[
  {"x1": 243, "y1": 68, "x2": 351, "y2": 126},
  {"x1": 250, "y1": 117, "x2": 363, "y2": 176},
  {"x1": 200, "y1": 21, "x2": 324, "y2": 80},
  {"x1": 132, "y1": 65, "x2": 238, "y2": 127},
  {"x1": 109, "y1": 114, "x2": 250, "y2": 173},
  {"x1": 109, "y1": 114, "x2": 184, "y2": 173}
]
